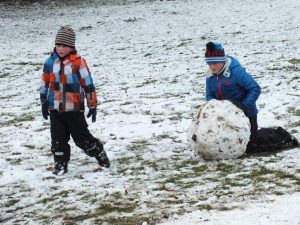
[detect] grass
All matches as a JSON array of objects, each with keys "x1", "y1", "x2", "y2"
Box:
[
  {"x1": 288, "y1": 76, "x2": 300, "y2": 84},
  {"x1": 94, "y1": 215, "x2": 158, "y2": 225},
  {"x1": 180, "y1": 180, "x2": 200, "y2": 189},
  {"x1": 287, "y1": 106, "x2": 300, "y2": 116},
  {"x1": 127, "y1": 139, "x2": 152, "y2": 152},
  {"x1": 151, "y1": 118, "x2": 164, "y2": 124},
  {"x1": 3, "y1": 155, "x2": 299, "y2": 224},
  {"x1": 115, "y1": 156, "x2": 135, "y2": 165},
  {"x1": 135, "y1": 79, "x2": 158, "y2": 88},
  {"x1": 191, "y1": 165, "x2": 208, "y2": 173},
  {"x1": 109, "y1": 191, "x2": 122, "y2": 199},
  {"x1": 0, "y1": 113, "x2": 35, "y2": 127},
  {"x1": 163, "y1": 172, "x2": 191, "y2": 184},
  {"x1": 34, "y1": 127, "x2": 49, "y2": 132},
  {"x1": 6, "y1": 158, "x2": 22, "y2": 165},
  {"x1": 197, "y1": 204, "x2": 214, "y2": 210},
  {"x1": 155, "y1": 133, "x2": 173, "y2": 140},
  {"x1": 267, "y1": 66, "x2": 300, "y2": 72},
  {"x1": 97, "y1": 202, "x2": 136, "y2": 214},
  {"x1": 0, "y1": 93, "x2": 20, "y2": 100},
  {"x1": 215, "y1": 163, "x2": 238, "y2": 175},
  {"x1": 226, "y1": 31, "x2": 243, "y2": 35},
  {"x1": 4, "y1": 199, "x2": 20, "y2": 207},
  {"x1": 23, "y1": 144, "x2": 35, "y2": 149},
  {"x1": 141, "y1": 160, "x2": 159, "y2": 170},
  {"x1": 288, "y1": 58, "x2": 300, "y2": 64},
  {"x1": 11, "y1": 61, "x2": 43, "y2": 66},
  {"x1": 120, "y1": 109, "x2": 133, "y2": 114},
  {"x1": 249, "y1": 166, "x2": 273, "y2": 177},
  {"x1": 172, "y1": 158, "x2": 197, "y2": 170},
  {"x1": 289, "y1": 120, "x2": 300, "y2": 128},
  {"x1": 40, "y1": 199, "x2": 140, "y2": 224},
  {"x1": 222, "y1": 178, "x2": 248, "y2": 187},
  {"x1": 0, "y1": 72, "x2": 10, "y2": 78},
  {"x1": 79, "y1": 26, "x2": 92, "y2": 31},
  {"x1": 120, "y1": 101, "x2": 133, "y2": 106}
]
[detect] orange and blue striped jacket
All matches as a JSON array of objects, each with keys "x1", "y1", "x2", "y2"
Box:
[{"x1": 40, "y1": 51, "x2": 97, "y2": 112}]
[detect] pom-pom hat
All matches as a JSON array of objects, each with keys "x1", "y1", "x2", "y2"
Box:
[
  {"x1": 55, "y1": 26, "x2": 76, "y2": 48},
  {"x1": 205, "y1": 42, "x2": 226, "y2": 64}
]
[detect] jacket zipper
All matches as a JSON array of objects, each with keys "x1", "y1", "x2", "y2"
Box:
[{"x1": 217, "y1": 74, "x2": 224, "y2": 100}]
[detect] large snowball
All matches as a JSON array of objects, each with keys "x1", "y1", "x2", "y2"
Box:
[{"x1": 187, "y1": 100, "x2": 250, "y2": 160}]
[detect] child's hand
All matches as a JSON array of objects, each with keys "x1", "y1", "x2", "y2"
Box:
[
  {"x1": 231, "y1": 101, "x2": 244, "y2": 110},
  {"x1": 87, "y1": 108, "x2": 97, "y2": 123}
]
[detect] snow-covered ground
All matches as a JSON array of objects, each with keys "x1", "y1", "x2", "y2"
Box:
[
  {"x1": 0, "y1": 0, "x2": 299, "y2": 224},
  {"x1": 160, "y1": 191, "x2": 300, "y2": 225}
]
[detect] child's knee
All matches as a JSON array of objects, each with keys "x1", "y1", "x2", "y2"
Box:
[
  {"x1": 75, "y1": 139, "x2": 103, "y2": 157},
  {"x1": 51, "y1": 141, "x2": 71, "y2": 162}
]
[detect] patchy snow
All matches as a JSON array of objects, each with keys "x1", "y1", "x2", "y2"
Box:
[
  {"x1": 0, "y1": 0, "x2": 300, "y2": 224},
  {"x1": 159, "y1": 192, "x2": 300, "y2": 225}
]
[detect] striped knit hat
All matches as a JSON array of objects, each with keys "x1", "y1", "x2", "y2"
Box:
[
  {"x1": 55, "y1": 26, "x2": 76, "y2": 48},
  {"x1": 205, "y1": 42, "x2": 226, "y2": 64}
]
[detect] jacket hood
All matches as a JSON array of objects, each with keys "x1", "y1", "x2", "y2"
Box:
[{"x1": 228, "y1": 56, "x2": 241, "y2": 70}]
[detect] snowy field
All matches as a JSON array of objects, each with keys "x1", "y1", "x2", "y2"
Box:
[{"x1": 0, "y1": 0, "x2": 300, "y2": 224}]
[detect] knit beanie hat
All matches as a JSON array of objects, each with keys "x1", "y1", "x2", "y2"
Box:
[
  {"x1": 205, "y1": 42, "x2": 226, "y2": 64},
  {"x1": 55, "y1": 26, "x2": 76, "y2": 48}
]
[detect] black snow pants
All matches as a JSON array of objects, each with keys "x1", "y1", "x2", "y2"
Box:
[
  {"x1": 50, "y1": 111, "x2": 103, "y2": 163},
  {"x1": 249, "y1": 116, "x2": 258, "y2": 143},
  {"x1": 246, "y1": 116, "x2": 298, "y2": 153}
]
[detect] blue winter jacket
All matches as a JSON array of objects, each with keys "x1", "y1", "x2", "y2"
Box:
[{"x1": 205, "y1": 56, "x2": 261, "y2": 118}]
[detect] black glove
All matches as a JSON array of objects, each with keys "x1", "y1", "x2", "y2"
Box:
[
  {"x1": 231, "y1": 101, "x2": 244, "y2": 110},
  {"x1": 42, "y1": 104, "x2": 49, "y2": 120},
  {"x1": 87, "y1": 108, "x2": 97, "y2": 123}
]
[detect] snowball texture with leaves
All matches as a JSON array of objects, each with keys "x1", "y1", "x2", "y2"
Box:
[{"x1": 187, "y1": 100, "x2": 250, "y2": 160}]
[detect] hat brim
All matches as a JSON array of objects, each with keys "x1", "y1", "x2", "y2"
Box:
[
  {"x1": 55, "y1": 43, "x2": 75, "y2": 48},
  {"x1": 205, "y1": 57, "x2": 227, "y2": 64}
]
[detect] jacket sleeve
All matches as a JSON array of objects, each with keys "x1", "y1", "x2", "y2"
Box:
[
  {"x1": 79, "y1": 58, "x2": 98, "y2": 108},
  {"x1": 236, "y1": 67, "x2": 261, "y2": 108},
  {"x1": 205, "y1": 78, "x2": 214, "y2": 101},
  {"x1": 40, "y1": 61, "x2": 50, "y2": 105}
]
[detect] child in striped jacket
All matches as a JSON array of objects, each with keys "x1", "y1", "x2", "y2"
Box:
[{"x1": 40, "y1": 26, "x2": 110, "y2": 175}]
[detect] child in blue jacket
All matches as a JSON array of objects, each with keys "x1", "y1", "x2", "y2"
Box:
[
  {"x1": 204, "y1": 42, "x2": 299, "y2": 151},
  {"x1": 204, "y1": 42, "x2": 261, "y2": 143}
]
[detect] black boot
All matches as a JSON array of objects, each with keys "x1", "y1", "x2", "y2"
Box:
[
  {"x1": 277, "y1": 127, "x2": 299, "y2": 147},
  {"x1": 291, "y1": 135, "x2": 299, "y2": 147},
  {"x1": 95, "y1": 150, "x2": 110, "y2": 168},
  {"x1": 53, "y1": 161, "x2": 68, "y2": 175}
]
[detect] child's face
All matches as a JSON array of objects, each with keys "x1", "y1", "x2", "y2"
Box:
[
  {"x1": 208, "y1": 62, "x2": 225, "y2": 74},
  {"x1": 55, "y1": 44, "x2": 73, "y2": 58}
]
